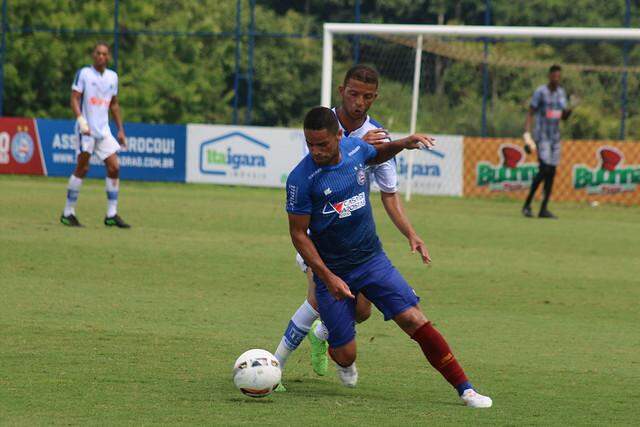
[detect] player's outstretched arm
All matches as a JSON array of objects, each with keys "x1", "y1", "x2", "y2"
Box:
[
  {"x1": 380, "y1": 192, "x2": 431, "y2": 264},
  {"x1": 288, "y1": 213, "x2": 354, "y2": 300},
  {"x1": 369, "y1": 134, "x2": 435, "y2": 165}
]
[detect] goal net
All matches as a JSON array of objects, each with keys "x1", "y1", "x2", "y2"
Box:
[{"x1": 322, "y1": 24, "x2": 640, "y2": 200}]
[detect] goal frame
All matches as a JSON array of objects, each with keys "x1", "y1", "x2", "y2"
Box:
[{"x1": 321, "y1": 23, "x2": 640, "y2": 201}]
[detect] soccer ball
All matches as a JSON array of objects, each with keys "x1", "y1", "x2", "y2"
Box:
[{"x1": 232, "y1": 349, "x2": 281, "y2": 398}]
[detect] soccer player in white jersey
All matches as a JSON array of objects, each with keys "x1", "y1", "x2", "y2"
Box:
[
  {"x1": 274, "y1": 65, "x2": 431, "y2": 390},
  {"x1": 60, "y1": 42, "x2": 130, "y2": 228}
]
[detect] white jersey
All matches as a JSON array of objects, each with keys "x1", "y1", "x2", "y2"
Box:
[
  {"x1": 71, "y1": 66, "x2": 118, "y2": 139},
  {"x1": 332, "y1": 108, "x2": 398, "y2": 193}
]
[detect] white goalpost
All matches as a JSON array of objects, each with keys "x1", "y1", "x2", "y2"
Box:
[{"x1": 321, "y1": 23, "x2": 640, "y2": 201}]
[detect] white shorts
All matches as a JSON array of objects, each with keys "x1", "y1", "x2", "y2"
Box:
[
  {"x1": 295, "y1": 253, "x2": 308, "y2": 273},
  {"x1": 77, "y1": 133, "x2": 120, "y2": 161}
]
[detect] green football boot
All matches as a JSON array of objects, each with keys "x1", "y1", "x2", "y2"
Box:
[{"x1": 308, "y1": 319, "x2": 328, "y2": 376}]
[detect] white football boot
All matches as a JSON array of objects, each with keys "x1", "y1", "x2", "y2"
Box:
[
  {"x1": 336, "y1": 362, "x2": 358, "y2": 387},
  {"x1": 460, "y1": 388, "x2": 493, "y2": 408}
]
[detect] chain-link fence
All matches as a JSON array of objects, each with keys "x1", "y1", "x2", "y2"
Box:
[{"x1": 1, "y1": 0, "x2": 639, "y2": 141}]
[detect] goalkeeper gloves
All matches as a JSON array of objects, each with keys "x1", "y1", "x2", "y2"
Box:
[
  {"x1": 77, "y1": 115, "x2": 90, "y2": 134},
  {"x1": 523, "y1": 132, "x2": 535, "y2": 154}
]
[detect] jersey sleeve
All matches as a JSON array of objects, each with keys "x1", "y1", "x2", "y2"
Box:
[
  {"x1": 530, "y1": 87, "x2": 542, "y2": 110},
  {"x1": 285, "y1": 170, "x2": 312, "y2": 215},
  {"x1": 559, "y1": 89, "x2": 568, "y2": 110},
  {"x1": 372, "y1": 160, "x2": 398, "y2": 193},
  {"x1": 71, "y1": 68, "x2": 85, "y2": 93},
  {"x1": 113, "y1": 73, "x2": 119, "y2": 96},
  {"x1": 356, "y1": 137, "x2": 378, "y2": 163}
]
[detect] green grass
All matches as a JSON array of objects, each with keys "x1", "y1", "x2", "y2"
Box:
[{"x1": 1, "y1": 175, "x2": 638, "y2": 426}]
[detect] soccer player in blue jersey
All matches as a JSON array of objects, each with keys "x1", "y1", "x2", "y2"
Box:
[
  {"x1": 273, "y1": 66, "x2": 430, "y2": 385},
  {"x1": 285, "y1": 106, "x2": 492, "y2": 408}
]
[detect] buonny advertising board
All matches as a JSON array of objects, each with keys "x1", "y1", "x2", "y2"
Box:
[
  {"x1": 186, "y1": 124, "x2": 307, "y2": 187},
  {"x1": 464, "y1": 138, "x2": 640, "y2": 205},
  {"x1": 0, "y1": 117, "x2": 186, "y2": 181}
]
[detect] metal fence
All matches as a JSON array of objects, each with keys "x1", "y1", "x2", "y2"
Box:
[{"x1": 0, "y1": 0, "x2": 637, "y2": 139}]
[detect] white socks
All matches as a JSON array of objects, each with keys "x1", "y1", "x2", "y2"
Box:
[
  {"x1": 106, "y1": 178, "x2": 119, "y2": 217},
  {"x1": 274, "y1": 300, "x2": 319, "y2": 369},
  {"x1": 64, "y1": 175, "x2": 83, "y2": 216},
  {"x1": 64, "y1": 175, "x2": 121, "y2": 218}
]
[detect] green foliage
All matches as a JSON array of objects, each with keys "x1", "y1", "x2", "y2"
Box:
[{"x1": 2, "y1": 0, "x2": 638, "y2": 139}]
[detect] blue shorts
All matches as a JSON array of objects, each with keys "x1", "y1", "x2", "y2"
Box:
[{"x1": 314, "y1": 251, "x2": 420, "y2": 348}]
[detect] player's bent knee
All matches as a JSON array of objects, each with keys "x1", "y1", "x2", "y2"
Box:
[{"x1": 393, "y1": 306, "x2": 428, "y2": 336}]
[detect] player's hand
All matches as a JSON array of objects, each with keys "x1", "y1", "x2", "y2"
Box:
[
  {"x1": 117, "y1": 129, "x2": 127, "y2": 149},
  {"x1": 77, "y1": 115, "x2": 90, "y2": 135},
  {"x1": 325, "y1": 273, "x2": 355, "y2": 300},
  {"x1": 362, "y1": 128, "x2": 390, "y2": 146},
  {"x1": 409, "y1": 233, "x2": 431, "y2": 264},
  {"x1": 404, "y1": 134, "x2": 435, "y2": 150},
  {"x1": 523, "y1": 132, "x2": 535, "y2": 154}
]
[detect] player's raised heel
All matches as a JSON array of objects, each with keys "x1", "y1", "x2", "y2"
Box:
[
  {"x1": 336, "y1": 362, "x2": 358, "y2": 387},
  {"x1": 308, "y1": 319, "x2": 329, "y2": 376},
  {"x1": 460, "y1": 389, "x2": 493, "y2": 408},
  {"x1": 60, "y1": 213, "x2": 83, "y2": 227},
  {"x1": 104, "y1": 214, "x2": 131, "y2": 228}
]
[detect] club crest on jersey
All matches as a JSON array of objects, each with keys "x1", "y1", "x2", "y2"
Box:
[
  {"x1": 322, "y1": 192, "x2": 366, "y2": 218},
  {"x1": 356, "y1": 167, "x2": 366, "y2": 185}
]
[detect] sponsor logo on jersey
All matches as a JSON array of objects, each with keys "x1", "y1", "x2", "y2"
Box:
[
  {"x1": 573, "y1": 146, "x2": 640, "y2": 194},
  {"x1": 476, "y1": 144, "x2": 538, "y2": 191},
  {"x1": 11, "y1": 131, "x2": 34, "y2": 164},
  {"x1": 89, "y1": 96, "x2": 111, "y2": 107},
  {"x1": 322, "y1": 192, "x2": 366, "y2": 218},
  {"x1": 199, "y1": 131, "x2": 269, "y2": 176},
  {"x1": 307, "y1": 168, "x2": 321, "y2": 180},
  {"x1": 348, "y1": 145, "x2": 361, "y2": 156}
]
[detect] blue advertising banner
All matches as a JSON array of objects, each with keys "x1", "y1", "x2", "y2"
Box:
[{"x1": 37, "y1": 119, "x2": 186, "y2": 182}]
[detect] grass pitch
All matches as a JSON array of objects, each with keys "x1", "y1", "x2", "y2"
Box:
[{"x1": 1, "y1": 175, "x2": 638, "y2": 425}]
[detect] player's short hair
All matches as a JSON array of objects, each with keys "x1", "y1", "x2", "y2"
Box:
[
  {"x1": 549, "y1": 64, "x2": 562, "y2": 73},
  {"x1": 303, "y1": 106, "x2": 339, "y2": 135},
  {"x1": 343, "y1": 64, "x2": 379, "y2": 88},
  {"x1": 94, "y1": 41, "x2": 110, "y2": 52}
]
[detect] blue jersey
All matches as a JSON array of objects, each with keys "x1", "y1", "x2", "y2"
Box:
[{"x1": 286, "y1": 137, "x2": 382, "y2": 274}]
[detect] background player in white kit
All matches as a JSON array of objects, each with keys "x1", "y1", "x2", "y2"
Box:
[
  {"x1": 60, "y1": 42, "x2": 130, "y2": 228},
  {"x1": 274, "y1": 65, "x2": 431, "y2": 390}
]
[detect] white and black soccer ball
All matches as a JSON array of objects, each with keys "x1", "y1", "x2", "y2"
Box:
[{"x1": 232, "y1": 349, "x2": 281, "y2": 398}]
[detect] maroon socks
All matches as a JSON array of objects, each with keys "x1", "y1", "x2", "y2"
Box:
[{"x1": 411, "y1": 321, "x2": 470, "y2": 392}]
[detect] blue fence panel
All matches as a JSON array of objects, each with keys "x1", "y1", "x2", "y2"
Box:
[{"x1": 38, "y1": 118, "x2": 186, "y2": 181}]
